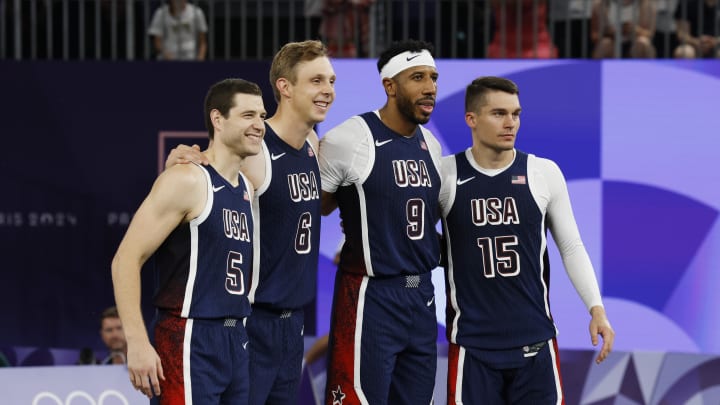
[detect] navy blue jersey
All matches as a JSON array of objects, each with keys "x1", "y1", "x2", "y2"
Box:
[
  {"x1": 443, "y1": 150, "x2": 555, "y2": 349},
  {"x1": 248, "y1": 124, "x2": 320, "y2": 309},
  {"x1": 336, "y1": 112, "x2": 441, "y2": 277},
  {"x1": 154, "y1": 164, "x2": 253, "y2": 319}
]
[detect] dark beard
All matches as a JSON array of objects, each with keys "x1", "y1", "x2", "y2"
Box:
[{"x1": 396, "y1": 90, "x2": 430, "y2": 126}]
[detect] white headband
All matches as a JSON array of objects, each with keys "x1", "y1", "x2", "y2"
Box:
[{"x1": 379, "y1": 50, "x2": 436, "y2": 80}]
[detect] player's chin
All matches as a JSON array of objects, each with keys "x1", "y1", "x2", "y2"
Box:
[
  {"x1": 242, "y1": 140, "x2": 263, "y2": 156},
  {"x1": 415, "y1": 113, "x2": 431, "y2": 125},
  {"x1": 311, "y1": 110, "x2": 329, "y2": 124}
]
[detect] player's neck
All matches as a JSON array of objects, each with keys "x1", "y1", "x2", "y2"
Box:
[
  {"x1": 266, "y1": 110, "x2": 313, "y2": 150},
  {"x1": 204, "y1": 149, "x2": 244, "y2": 186},
  {"x1": 378, "y1": 105, "x2": 417, "y2": 137},
  {"x1": 470, "y1": 146, "x2": 515, "y2": 170}
]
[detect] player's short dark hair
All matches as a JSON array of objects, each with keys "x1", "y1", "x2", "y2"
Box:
[
  {"x1": 465, "y1": 76, "x2": 520, "y2": 113},
  {"x1": 270, "y1": 40, "x2": 329, "y2": 103},
  {"x1": 376, "y1": 39, "x2": 435, "y2": 73},
  {"x1": 204, "y1": 78, "x2": 263, "y2": 140},
  {"x1": 100, "y1": 306, "x2": 119, "y2": 327}
]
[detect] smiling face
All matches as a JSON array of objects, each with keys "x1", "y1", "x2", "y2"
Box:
[
  {"x1": 287, "y1": 56, "x2": 336, "y2": 125},
  {"x1": 467, "y1": 89, "x2": 521, "y2": 153},
  {"x1": 213, "y1": 93, "x2": 267, "y2": 158},
  {"x1": 392, "y1": 65, "x2": 438, "y2": 125}
]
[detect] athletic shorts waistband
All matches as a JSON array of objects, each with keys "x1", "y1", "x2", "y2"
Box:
[
  {"x1": 366, "y1": 272, "x2": 432, "y2": 288},
  {"x1": 157, "y1": 311, "x2": 245, "y2": 328},
  {"x1": 252, "y1": 304, "x2": 303, "y2": 319}
]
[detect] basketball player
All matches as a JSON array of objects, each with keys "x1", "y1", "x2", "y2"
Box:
[
  {"x1": 319, "y1": 39, "x2": 442, "y2": 405},
  {"x1": 440, "y1": 76, "x2": 615, "y2": 404},
  {"x1": 166, "y1": 40, "x2": 335, "y2": 404},
  {"x1": 111, "y1": 78, "x2": 266, "y2": 403}
]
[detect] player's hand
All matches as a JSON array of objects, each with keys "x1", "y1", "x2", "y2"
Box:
[
  {"x1": 589, "y1": 305, "x2": 614, "y2": 364},
  {"x1": 165, "y1": 144, "x2": 208, "y2": 170},
  {"x1": 127, "y1": 341, "x2": 165, "y2": 398}
]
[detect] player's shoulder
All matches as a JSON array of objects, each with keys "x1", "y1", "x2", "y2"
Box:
[
  {"x1": 321, "y1": 114, "x2": 370, "y2": 149},
  {"x1": 440, "y1": 153, "x2": 457, "y2": 167},
  {"x1": 325, "y1": 114, "x2": 367, "y2": 135},
  {"x1": 151, "y1": 163, "x2": 209, "y2": 213},
  {"x1": 417, "y1": 124, "x2": 443, "y2": 161},
  {"x1": 527, "y1": 153, "x2": 563, "y2": 177},
  {"x1": 418, "y1": 124, "x2": 439, "y2": 143},
  {"x1": 161, "y1": 161, "x2": 207, "y2": 188}
]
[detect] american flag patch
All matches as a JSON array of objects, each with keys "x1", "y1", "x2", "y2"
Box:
[
  {"x1": 420, "y1": 141, "x2": 427, "y2": 150},
  {"x1": 308, "y1": 147, "x2": 314, "y2": 157},
  {"x1": 511, "y1": 175, "x2": 526, "y2": 184},
  {"x1": 243, "y1": 191, "x2": 250, "y2": 201}
]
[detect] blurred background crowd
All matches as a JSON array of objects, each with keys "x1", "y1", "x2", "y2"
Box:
[{"x1": 2, "y1": 0, "x2": 719, "y2": 61}]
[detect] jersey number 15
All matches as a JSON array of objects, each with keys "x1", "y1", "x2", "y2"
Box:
[{"x1": 477, "y1": 235, "x2": 520, "y2": 278}]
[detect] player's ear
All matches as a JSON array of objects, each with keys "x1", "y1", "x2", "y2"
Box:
[
  {"x1": 276, "y1": 77, "x2": 291, "y2": 98},
  {"x1": 210, "y1": 109, "x2": 223, "y2": 130},
  {"x1": 465, "y1": 112, "x2": 476, "y2": 128},
  {"x1": 382, "y1": 77, "x2": 396, "y2": 97}
]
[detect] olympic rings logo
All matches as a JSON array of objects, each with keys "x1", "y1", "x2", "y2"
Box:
[{"x1": 32, "y1": 390, "x2": 129, "y2": 405}]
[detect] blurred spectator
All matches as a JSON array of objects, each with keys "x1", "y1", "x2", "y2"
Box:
[
  {"x1": 99, "y1": 306, "x2": 127, "y2": 365},
  {"x1": 673, "y1": 0, "x2": 720, "y2": 58},
  {"x1": 487, "y1": 0, "x2": 558, "y2": 58},
  {"x1": 321, "y1": 0, "x2": 375, "y2": 57},
  {"x1": 591, "y1": 0, "x2": 657, "y2": 58},
  {"x1": 0, "y1": 351, "x2": 9, "y2": 367},
  {"x1": 655, "y1": 0, "x2": 681, "y2": 57},
  {"x1": 148, "y1": 0, "x2": 208, "y2": 61},
  {"x1": 305, "y1": 0, "x2": 325, "y2": 40},
  {"x1": 76, "y1": 347, "x2": 98, "y2": 365},
  {"x1": 551, "y1": 0, "x2": 593, "y2": 58}
]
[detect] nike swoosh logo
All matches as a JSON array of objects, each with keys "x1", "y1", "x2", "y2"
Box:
[
  {"x1": 456, "y1": 177, "x2": 475, "y2": 186},
  {"x1": 375, "y1": 139, "x2": 392, "y2": 147},
  {"x1": 242, "y1": 341, "x2": 248, "y2": 350},
  {"x1": 427, "y1": 296, "x2": 435, "y2": 307},
  {"x1": 271, "y1": 152, "x2": 286, "y2": 160},
  {"x1": 406, "y1": 54, "x2": 421, "y2": 61},
  {"x1": 213, "y1": 185, "x2": 225, "y2": 192}
]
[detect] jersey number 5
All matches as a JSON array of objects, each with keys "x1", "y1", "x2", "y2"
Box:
[
  {"x1": 477, "y1": 235, "x2": 520, "y2": 278},
  {"x1": 225, "y1": 251, "x2": 245, "y2": 295}
]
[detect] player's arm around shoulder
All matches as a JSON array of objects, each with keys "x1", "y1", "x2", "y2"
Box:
[
  {"x1": 240, "y1": 149, "x2": 266, "y2": 193},
  {"x1": 308, "y1": 128, "x2": 320, "y2": 152},
  {"x1": 111, "y1": 163, "x2": 207, "y2": 398}
]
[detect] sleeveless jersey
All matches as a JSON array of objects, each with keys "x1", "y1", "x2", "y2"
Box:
[
  {"x1": 247, "y1": 124, "x2": 320, "y2": 309},
  {"x1": 335, "y1": 112, "x2": 441, "y2": 277},
  {"x1": 154, "y1": 164, "x2": 253, "y2": 319},
  {"x1": 443, "y1": 150, "x2": 556, "y2": 349}
]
